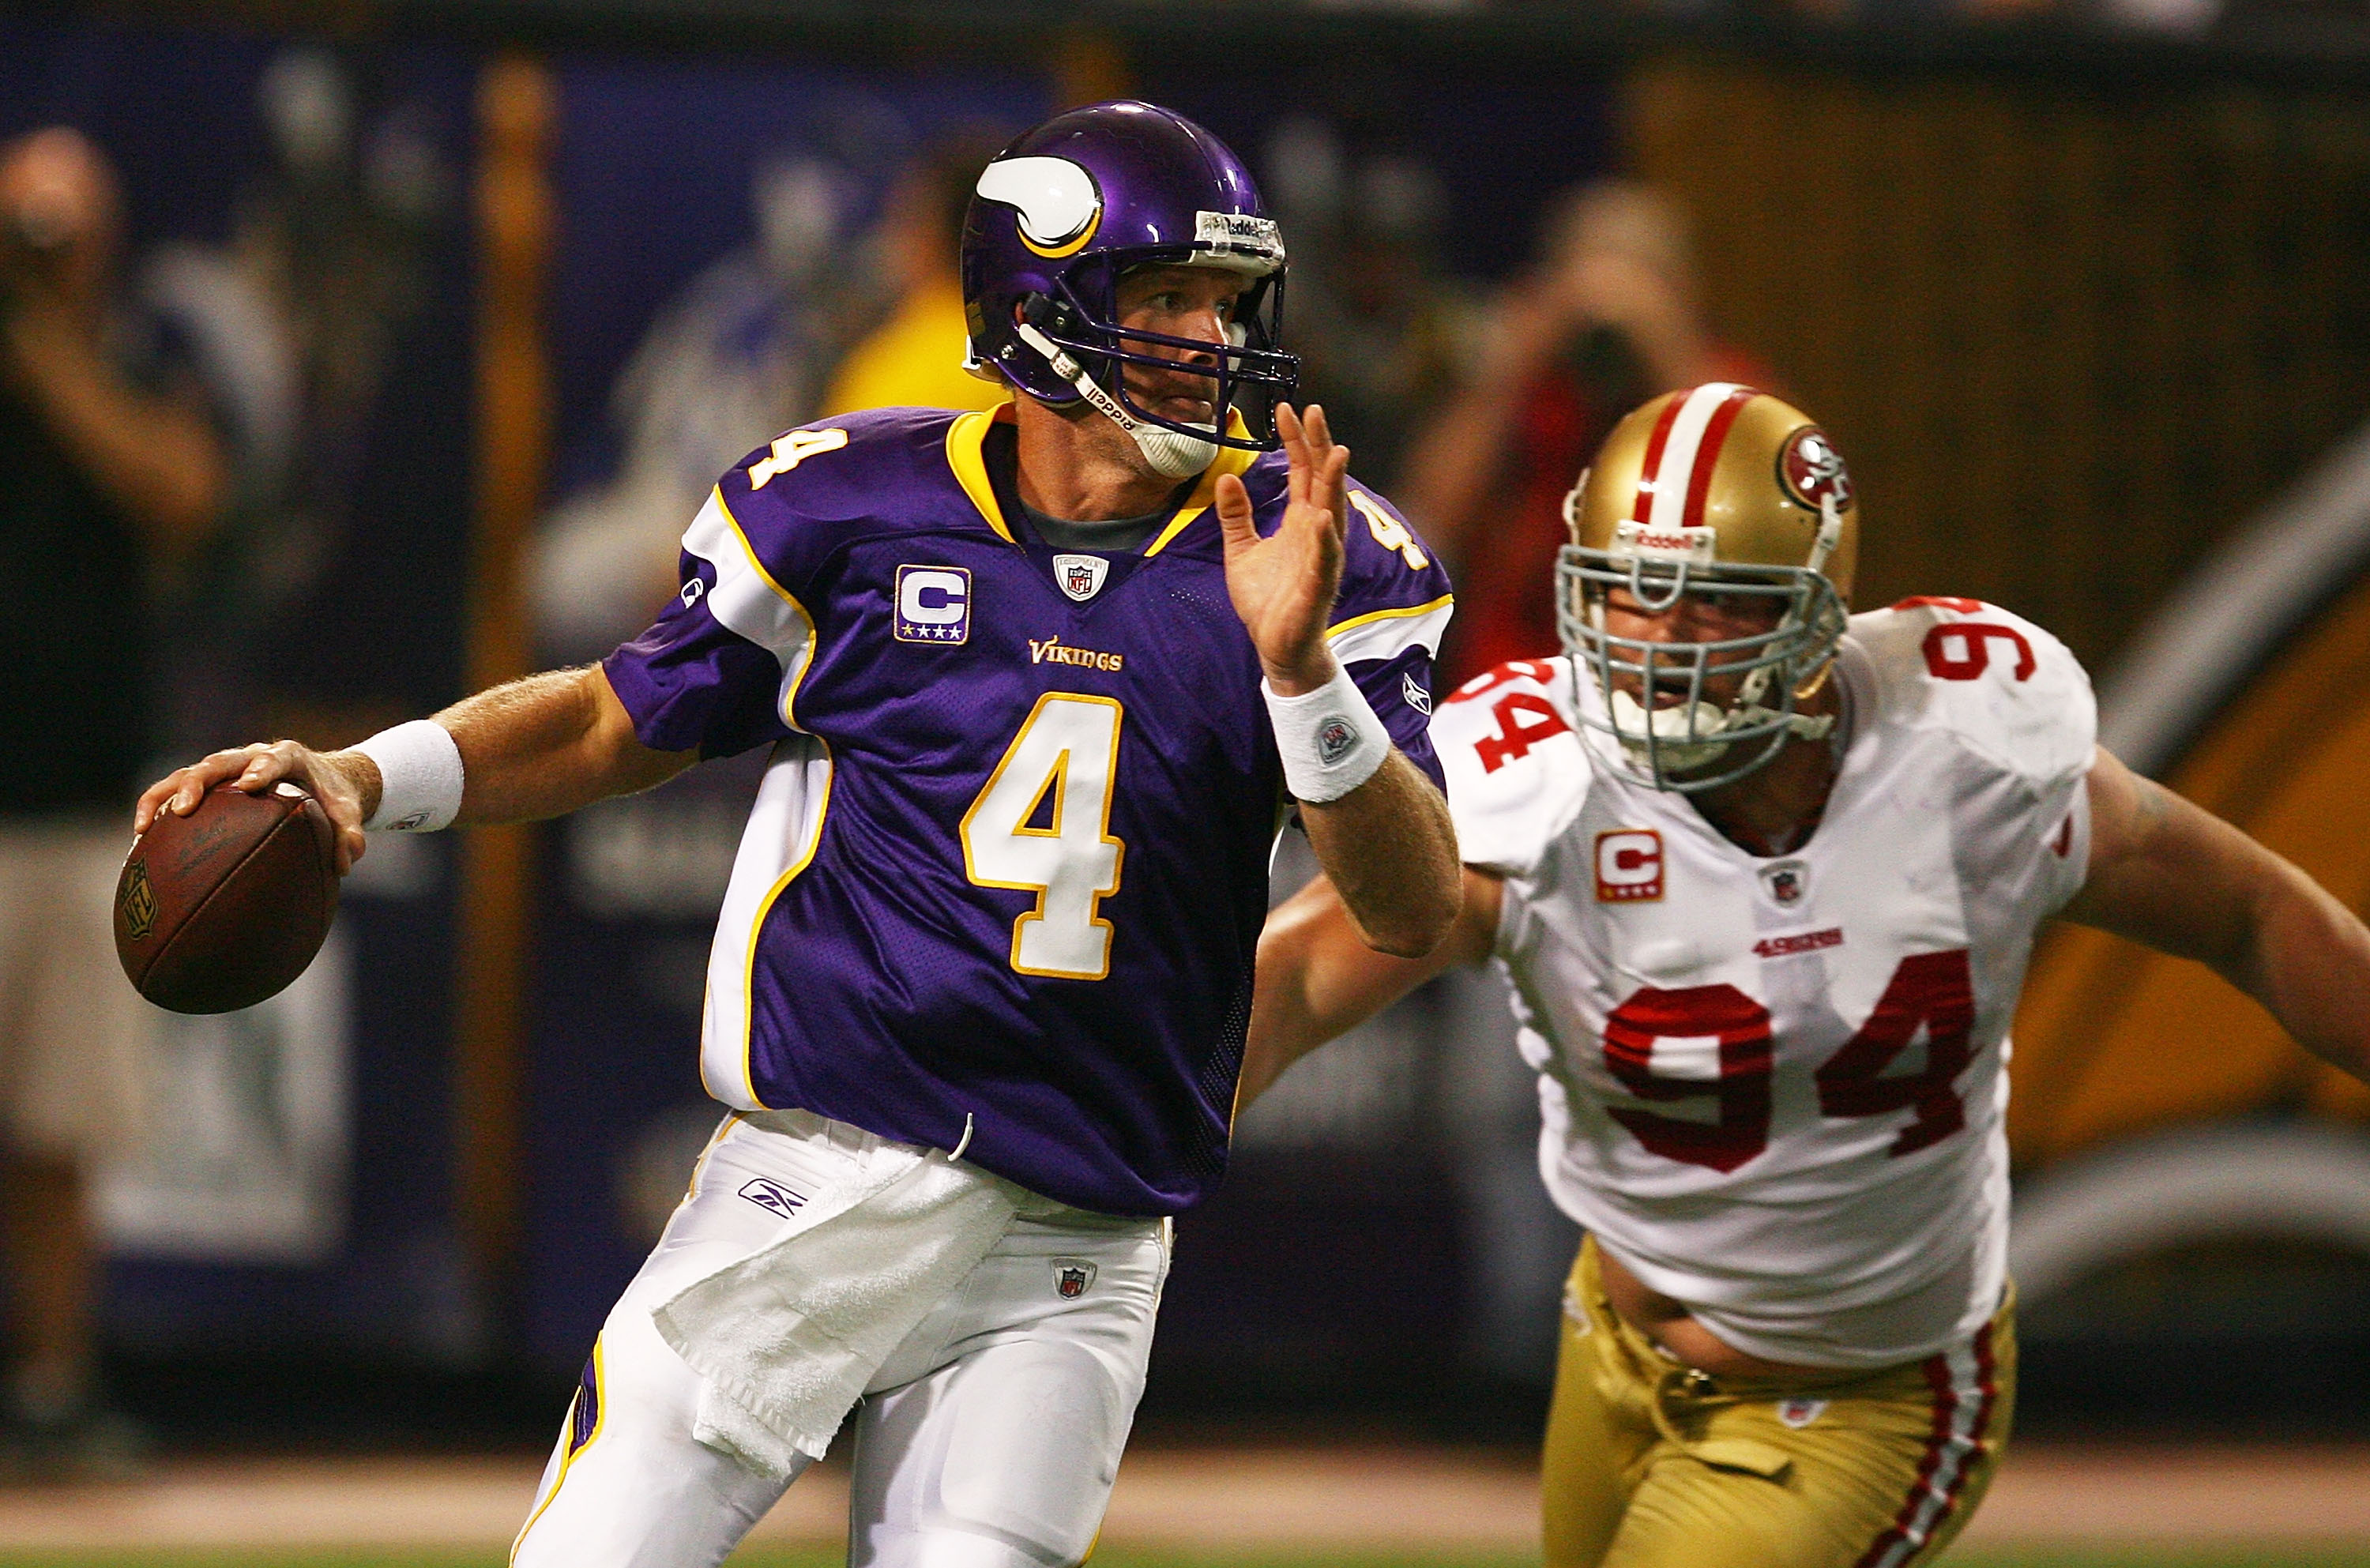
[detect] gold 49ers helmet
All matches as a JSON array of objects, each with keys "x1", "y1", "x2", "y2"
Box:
[{"x1": 1555, "y1": 383, "x2": 1858, "y2": 792}]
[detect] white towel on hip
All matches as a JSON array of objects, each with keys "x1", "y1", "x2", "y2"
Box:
[{"x1": 652, "y1": 1145, "x2": 1019, "y2": 1480}]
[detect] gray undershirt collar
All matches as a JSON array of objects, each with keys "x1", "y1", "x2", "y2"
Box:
[{"x1": 1014, "y1": 495, "x2": 1170, "y2": 555}]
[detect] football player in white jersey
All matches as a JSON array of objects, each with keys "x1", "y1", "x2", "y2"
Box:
[{"x1": 1249, "y1": 384, "x2": 2370, "y2": 1568}]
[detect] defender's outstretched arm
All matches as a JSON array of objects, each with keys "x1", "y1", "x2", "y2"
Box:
[
  {"x1": 2064, "y1": 746, "x2": 2370, "y2": 1081},
  {"x1": 1241, "y1": 867, "x2": 1502, "y2": 1111},
  {"x1": 1296, "y1": 750, "x2": 1462, "y2": 958},
  {"x1": 133, "y1": 666, "x2": 696, "y2": 875}
]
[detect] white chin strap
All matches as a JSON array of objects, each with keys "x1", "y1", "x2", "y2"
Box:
[
  {"x1": 1133, "y1": 423, "x2": 1222, "y2": 480},
  {"x1": 1607, "y1": 687, "x2": 1834, "y2": 775},
  {"x1": 1016, "y1": 320, "x2": 1217, "y2": 480}
]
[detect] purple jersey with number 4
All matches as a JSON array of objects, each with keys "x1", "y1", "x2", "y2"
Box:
[{"x1": 604, "y1": 404, "x2": 1451, "y2": 1216}]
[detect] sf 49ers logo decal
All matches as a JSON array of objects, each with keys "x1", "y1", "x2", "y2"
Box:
[{"x1": 1778, "y1": 425, "x2": 1853, "y2": 512}]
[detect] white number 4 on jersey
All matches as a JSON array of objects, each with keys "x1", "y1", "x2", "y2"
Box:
[
  {"x1": 961, "y1": 694, "x2": 1127, "y2": 980},
  {"x1": 748, "y1": 428, "x2": 848, "y2": 490}
]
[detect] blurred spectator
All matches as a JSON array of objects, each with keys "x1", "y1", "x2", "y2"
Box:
[
  {"x1": 816, "y1": 140, "x2": 1012, "y2": 419},
  {"x1": 1401, "y1": 179, "x2": 1772, "y2": 686},
  {"x1": 0, "y1": 126, "x2": 231, "y2": 1473},
  {"x1": 1258, "y1": 115, "x2": 1473, "y2": 494},
  {"x1": 145, "y1": 46, "x2": 447, "y2": 743},
  {"x1": 532, "y1": 155, "x2": 881, "y2": 663}
]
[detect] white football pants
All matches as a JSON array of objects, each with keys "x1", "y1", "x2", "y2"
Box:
[{"x1": 511, "y1": 1111, "x2": 1169, "y2": 1568}]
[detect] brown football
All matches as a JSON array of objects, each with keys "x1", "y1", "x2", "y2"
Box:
[{"x1": 115, "y1": 781, "x2": 340, "y2": 1014}]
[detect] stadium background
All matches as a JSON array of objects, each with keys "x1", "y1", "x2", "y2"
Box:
[{"x1": 5, "y1": 0, "x2": 2370, "y2": 1560}]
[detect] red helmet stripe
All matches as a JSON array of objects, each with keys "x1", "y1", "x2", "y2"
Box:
[
  {"x1": 1680, "y1": 385, "x2": 1758, "y2": 532},
  {"x1": 1630, "y1": 393, "x2": 1687, "y2": 527}
]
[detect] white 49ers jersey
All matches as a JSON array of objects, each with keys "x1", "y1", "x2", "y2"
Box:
[{"x1": 1434, "y1": 599, "x2": 2095, "y2": 1368}]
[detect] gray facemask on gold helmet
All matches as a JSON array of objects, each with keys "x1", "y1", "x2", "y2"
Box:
[{"x1": 1555, "y1": 383, "x2": 1858, "y2": 793}]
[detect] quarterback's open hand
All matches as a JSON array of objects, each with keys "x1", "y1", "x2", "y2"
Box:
[
  {"x1": 134, "y1": 742, "x2": 377, "y2": 876},
  {"x1": 1215, "y1": 402, "x2": 1350, "y2": 695}
]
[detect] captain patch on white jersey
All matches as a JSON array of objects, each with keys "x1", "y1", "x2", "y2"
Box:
[{"x1": 1432, "y1": 598, "x2": 2095, "y2": 1369}]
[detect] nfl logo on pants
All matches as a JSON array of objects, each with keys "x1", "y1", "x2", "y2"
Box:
[{"x1": 1052, "y1": 1260, "x2": 1097, "y2": 1299}]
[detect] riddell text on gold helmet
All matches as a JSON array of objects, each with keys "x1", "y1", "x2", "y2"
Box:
[{"x1": 1566, "y1": 385, "x2": 1859, "y2": 602}]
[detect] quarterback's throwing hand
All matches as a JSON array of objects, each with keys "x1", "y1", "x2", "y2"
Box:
[
  {"x1": 1216, "y1": 403, "x2": 1350, "y2": 696},
  {"x1": 134, "y1": 741, "x2": 375, "y2": 876}
]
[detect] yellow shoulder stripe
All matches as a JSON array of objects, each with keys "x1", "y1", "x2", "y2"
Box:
[{"x1": 1327, "y1": 592, "x2": 1456, "y2": 641}]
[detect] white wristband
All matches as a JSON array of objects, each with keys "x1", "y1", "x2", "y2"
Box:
[
  {"x1": 355, "y1": 720, "x2": 465, "y2": 833},
  {"x1": 1265, "y1": 665, "x2": 1390, "y2": 804}
]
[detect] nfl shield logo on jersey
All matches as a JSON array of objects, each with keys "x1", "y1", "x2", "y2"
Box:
[
  {"x1": 1052, "y1": 1260, "x2": 1097, "y2": 1299},
  {"x1": 1759, "y1": 859, "x2": 1808, "y2": 908},
  {"x1": 1053, "y1": 554, "x2": 1110, "y2": 602}
]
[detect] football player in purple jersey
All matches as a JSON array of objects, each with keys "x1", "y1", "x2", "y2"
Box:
[{"x1": 137, "y1": 102, "x2": 1460, "y2": 1566}]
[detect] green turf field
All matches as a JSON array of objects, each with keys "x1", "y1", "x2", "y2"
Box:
[{"x1": 0, "y1": 1549, "x2": 2364, "y2": 1568}]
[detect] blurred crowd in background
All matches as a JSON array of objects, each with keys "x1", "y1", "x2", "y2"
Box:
[
  {"x1": 1, "y1": 46, "x2": 463, "y2": 1465},
  {"x1": 8, "y1": 6, "x2": 2370, "y2": 1473}
]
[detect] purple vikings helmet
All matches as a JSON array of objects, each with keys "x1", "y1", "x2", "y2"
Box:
[{"x1": 961, "y1": 101, "x2": 1299, "y2": 479}]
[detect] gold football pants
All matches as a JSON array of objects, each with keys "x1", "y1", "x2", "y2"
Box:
[{"x1": 1543, "y1": 1238, "x2": 2015, "y2": 1568}]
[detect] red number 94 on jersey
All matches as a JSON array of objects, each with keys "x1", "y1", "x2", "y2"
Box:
[{"x1": 1604, "y1": 949, "x2": 1978, "y2": 1173}]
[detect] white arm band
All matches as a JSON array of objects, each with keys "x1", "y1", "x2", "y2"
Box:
[
  {"x1": 1264, "y1": 665, "x2": 1391, "y2": 804},
  {"x1": 355, "y1": 720, "x2": 465, "y2": 833}
]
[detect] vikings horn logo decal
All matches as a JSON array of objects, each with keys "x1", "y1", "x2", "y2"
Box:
[
  {"x1": 1778, "y1": 425, "x2": 1853, "y2": 513},
  {"x1": 976, "y1": 156, "x2": 1103, "y2": 259}
]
